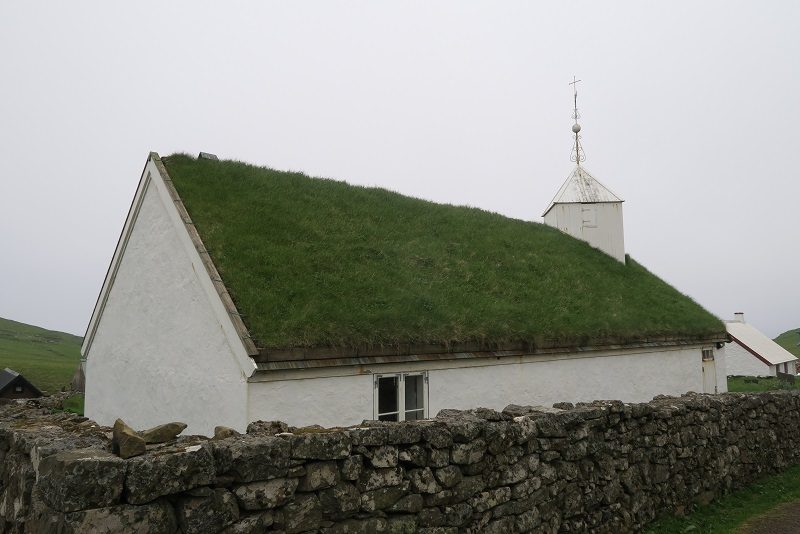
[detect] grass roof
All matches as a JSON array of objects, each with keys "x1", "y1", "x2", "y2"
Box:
[{"x1": 162, "y1": 154, "x2": 725, "y2": 351}]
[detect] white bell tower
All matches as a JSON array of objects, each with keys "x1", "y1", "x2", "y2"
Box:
[{"x1": 542, "y1": 78, "x2": 626, "y2": 263}]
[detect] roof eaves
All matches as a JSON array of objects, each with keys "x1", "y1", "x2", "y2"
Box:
[
  {"x1": 252, "y1": 334, "x2": 729, "y2": 371},
  {"x1": 153, "y1": 154, "x2": 259, "y2": 357}
]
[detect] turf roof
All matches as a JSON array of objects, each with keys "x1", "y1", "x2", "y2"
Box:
[{"x1": 162, "y1": 154, "x2": 725, "y2": 351}]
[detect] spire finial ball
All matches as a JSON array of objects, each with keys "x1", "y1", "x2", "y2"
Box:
[{"x1": 572, "y1": 123, "x2": 581, "y2": 133}]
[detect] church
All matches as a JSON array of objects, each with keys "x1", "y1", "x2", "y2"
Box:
[{"x1": 82, "y1": 95, "x2": 727, "y2": 435}]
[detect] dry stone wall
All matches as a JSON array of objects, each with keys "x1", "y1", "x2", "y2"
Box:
[{"x1": 3, "y1": 391, "x2": 800, "y2": 533}]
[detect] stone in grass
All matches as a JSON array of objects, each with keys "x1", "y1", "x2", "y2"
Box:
[
  {"x1": 112, "y1": 418, "x2": 146, "y2": 459},
  {"x1": 140, "y1": 422, "x2": 187, "y2": 444}
]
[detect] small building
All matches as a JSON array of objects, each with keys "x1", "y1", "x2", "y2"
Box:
[
  {"x1": 726, "y1": 313, "x2": 798, "y2": 377},
  {"x1": 542, "y1": 166, "x2": 625, "y2": 262},
  {"x1": 0, "y1": 368, "x2": 43, "y2": 400}
]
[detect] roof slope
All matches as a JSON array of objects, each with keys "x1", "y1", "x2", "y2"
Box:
[
  {"x1": 543, "y1": 166, "x2": 622, "y2": 216},
  {"x1": 0, "y1": 368, "x2": 18, "y2": 391},
  {"x1": 162, "y1": 154, "x2": 724, "y2": 351},
  {"x1": 727, "y1": 321, "x2": 798, "y2": 365}
]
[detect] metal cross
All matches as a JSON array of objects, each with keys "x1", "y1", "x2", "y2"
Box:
[
  {"x1": 569, "y1": 76, "x2": 581, "y2": 121},
  {"x1": 569, "y1": 76, "x2": 585, "y2": 165}
]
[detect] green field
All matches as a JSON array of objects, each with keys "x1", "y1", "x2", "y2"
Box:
[
  {"x1": 163, "y1": 154, "x2": 724, "y2": 350},
  {"x1": 727, "y1": 376, "x2": 800, "y2": 392},
  {"x1": 775, "y1": 327, "x2": 800, "y2": 358},
  {"x1": 0, "y1": 317, "x2": 82, "y2": 393}
]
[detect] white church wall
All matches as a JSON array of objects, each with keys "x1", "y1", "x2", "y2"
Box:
[
  {"x1": 247, "y1": 374, "x2": 374, "y2": 428},
  {"x1": 725, "y1": 341, "x2": 773, "y2": 377},
  {"x1": 247, "y1": 344, "x2": 718, "y2": 428},
  {"x1": 427, "y1": 345, "x2": 709, "y2": 411},
  {"x1": 85, "y1": 162, "x2": 252, "y2": 436},
  {"x1": 543, "y1": 202, "x2": 625, "y2": 262}
]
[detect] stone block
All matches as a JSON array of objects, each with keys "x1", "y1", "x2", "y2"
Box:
[
  {"x1": 31, "y1": 499, "x2": 177, "y2": 534},
  {"x1": 398, "y1": 445, "x2": 427, "y2": 466},
  {"x1": 350, "y1": 423, "x2": 422, "y2": 446},
  {"x1": 233, "y1": 477, "x2": 298, "y2": 510},
  {"x1": 387, "y1": 515, "x2": 419, "y2": 533},
  {"x1": 409, "y1": 467, "x2": 442, "y2": 494},
  {"x1": 140, "y1": 422, "x2": 187, "y2": 444},
  {"x1": 340, "y1": 454, "x2": 364, "y2": 480},
  {"x1": 367, "y1": 445, "x2": 399, "y2": 467},
  {"x1": 434, "y1": 465, "x2": 462, "y2": 488},
  {"x1": 361, "y1": 486, "x2": 406, "y2": 512},
  {"x1": 443, "y1": 502, "x2": 472, "y2": 526},
  {"x1": 358, "y1": 467, "x2": 404, "y2": 491},
  {"x1": 125, "y1": 445, "x2": 215, "y2": 504},
  {"x1": 328, "y1": 517, "x2": 389, "y2": 533},
  {"x1": 290, "y1": 432, "x2": 351, "y2": 459},
  {"x1": 176, "y1": 488, "x2": 239, "y2": 533},
  {"x1": 219, "y1": 511, "x2": 273, "y2": 533},
  {"x1": 451, "y1": 439, "x2": 486, "y2": 464},
  {"x1": 319, "y1": 482, "x2": 360, "y2": 518},
  {"x1": 281, "y1": 493, "x2": 322, "y2": 533},
  {"x1": 297, "y1": 461, "x2": 339, "y2": 491},
  {"x1": 468, "y1": 486, "x2": 511, "y2": 513},
  {"x1": 388, "y1": 493, "x2": 423, "y2": 513},
  {"x1": 112, "y1": 419, "x2": 145, "y2": 459},
  {"x1": 36, "y1": 449, "x2": 125, "y2": 512},
  {"x1": 210, "y1": 435, "x2": 291, "y2": 482}
]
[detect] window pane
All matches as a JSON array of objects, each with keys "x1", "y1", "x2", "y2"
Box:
[
  {"x1": 378, "y1": 413, "x2": 399, "y2": 422},
  {"x1": 378, "y1": 376, "x2": 398, "y2": 415},
  {"x1": 405, "y1": 375, "x2": 424, "y2": 414},
  {"x1": 405, "y1": 409, "x2": 424, "y2": 421}
]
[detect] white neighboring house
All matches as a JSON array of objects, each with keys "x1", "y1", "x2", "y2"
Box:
[
  {"x1": 81, "y1": 153, "x2": 729, "y2": 436},
  {"x1": 725, "y1": 313, "x2": 798, "y2": 377}
]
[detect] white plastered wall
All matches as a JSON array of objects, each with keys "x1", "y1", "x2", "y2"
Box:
[
  {"x1": 84, "y1": 160, "x2": 254, "y2": 436},
  {"x1": 543, "y1": 202, "x2": 625, "y2": 262},
  {"x1": 725, "y1": 341, "x2": 774, "y2": 377},
  {"x1": 247, "y1": 344, "x2": 724, "y2": 428}
]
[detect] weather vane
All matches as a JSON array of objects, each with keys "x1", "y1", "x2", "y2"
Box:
[{"x1": 569, "y1": 76, "x2": 585, "y2": 165}]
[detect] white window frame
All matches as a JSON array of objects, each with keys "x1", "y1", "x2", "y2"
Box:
[
  {"x1": 701, "y1": 348, "x2": 714, "y2": 361},
  {"x1": 373, "y1": 372, "x2": 429, "y2": 421}
]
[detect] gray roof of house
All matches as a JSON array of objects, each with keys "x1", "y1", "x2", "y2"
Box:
[
  {"x1": 0, "y1": 367, "x2": 42, "y2": 396},
  {"x1": 0, "y1": 368, "x2": 20, "y2": 391}
]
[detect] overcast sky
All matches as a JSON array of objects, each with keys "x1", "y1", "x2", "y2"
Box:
[{"x1": 1, "y1": 1, "x2": 798, "y2": 339}]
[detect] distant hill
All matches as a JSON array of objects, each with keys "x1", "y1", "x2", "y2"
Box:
[
  {"x1": 775, "y1": 328, "x2": 800, "y2": 358},
  {"x1": 0, "y1": 317, "x2": 82, "y2": 393}
]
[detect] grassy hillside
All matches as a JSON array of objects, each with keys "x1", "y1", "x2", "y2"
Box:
[
  {"x1": 0, "y1": 317, "x2": 81, "y2": 393},
  {"x1": 775, "y1": 328, "x2": 800, "y2": 358},
  {"x1": 163, "y1": 154, "x2": 725, "y2": 350}
]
